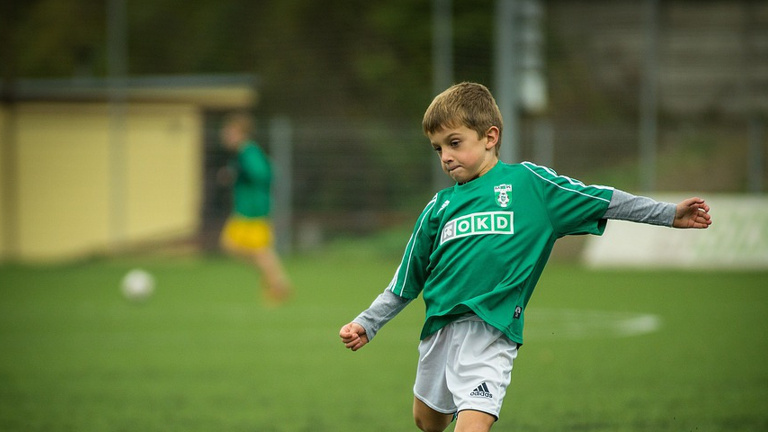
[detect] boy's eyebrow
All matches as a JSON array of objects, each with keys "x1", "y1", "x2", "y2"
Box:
[
  {"x1": 428, "y1": 130, "x2": 465, "y2": 146},
  {"x1": 428, "y1": 134, "x2": 450, "y2": 145},
  {"x1": 444, "y1": 130, "x2": 466, "y2": 140}
]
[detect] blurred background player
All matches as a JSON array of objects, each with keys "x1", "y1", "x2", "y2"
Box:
[{"x1": 219, "y1": 112, "x2": 292, "y2": 305}]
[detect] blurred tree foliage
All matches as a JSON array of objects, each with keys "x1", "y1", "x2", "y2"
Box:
[
  {"x1": 2, "y1": 0, "x2": 498, "y2": 121},
  {"x1": 4, "y1": 0, "x2": 760, "y2": 214}
]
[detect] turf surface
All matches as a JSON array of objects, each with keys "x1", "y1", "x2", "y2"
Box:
[{"x1": 1, "y1": 243, "x2": 766, "y2": 431}]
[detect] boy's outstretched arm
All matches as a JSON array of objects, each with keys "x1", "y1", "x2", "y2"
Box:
[
  {"x1": 673, "y1": 197, "x2": 712, "y2": 229},
  {"x1": 339, "y1": 323, "x2": 369, "y2": 351},
  {"x1": 604, "y1": 190, "x2": 713, "y2": 229},
  {"x1": 339, "y1": 289, "x2": 412, "y2": 352}
]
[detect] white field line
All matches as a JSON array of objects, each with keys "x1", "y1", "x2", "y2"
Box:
[{"x1": 524, "y1": 308, "x2": 663, "y2": 340}]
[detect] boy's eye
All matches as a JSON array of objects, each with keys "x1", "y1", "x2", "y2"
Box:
[
  {"x1": 433, "y1": 146, "x2": 442, "y2": 153},
  {"x1": 450, "y1": 140, "x2": 460, "y2": 147}
]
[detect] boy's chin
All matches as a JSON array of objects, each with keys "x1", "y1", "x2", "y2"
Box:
[{"x1": 446, "y1": 172, "x2": 461, "y2": 183}]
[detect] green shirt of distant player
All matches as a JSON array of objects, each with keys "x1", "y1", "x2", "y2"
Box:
[
  {"x1": 232, "y1": 140, "x2": 272, "y2": 218},
  {"x1": 388, "y1": 161, "x2": 614, "y2": 345}
]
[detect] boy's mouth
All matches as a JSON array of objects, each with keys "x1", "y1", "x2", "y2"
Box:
[{"x1": 447, "y1": 166, "x2": 465, "y2": 180}]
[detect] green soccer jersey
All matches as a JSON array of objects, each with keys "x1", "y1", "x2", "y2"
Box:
[
  {"x1": 232, "y1": 140, "x2": 272, "y2": 218},
  {"x1": 387, "y1": 161, "x2": 614, "y2": 344}
]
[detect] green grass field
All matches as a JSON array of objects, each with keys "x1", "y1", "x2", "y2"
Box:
[{"x1": 1, "y1": 236, "x2": 766, "y2": 431}]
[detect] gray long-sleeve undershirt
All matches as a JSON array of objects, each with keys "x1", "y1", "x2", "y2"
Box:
[
  {"x1": 352, "y1": 290, "x2": 412, "y2": 342},
  {"x1": 352, "y1": 189, "x2": 676, "y2": 342},
  {"x1": 603, "y1": 189, "x2": 675, "y2": 226}
]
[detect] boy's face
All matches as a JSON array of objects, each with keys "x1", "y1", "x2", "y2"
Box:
[
  {"x1": 221, "y1": 123, "x2": 246, "y2": 151},
  {"x1": 428, "y1": 124, "x2": 499, "y2": 184}
]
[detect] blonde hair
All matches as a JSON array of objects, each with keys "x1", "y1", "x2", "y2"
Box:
[{"x1": 422, "y1": 82, "x2": 503, "y2": 154}]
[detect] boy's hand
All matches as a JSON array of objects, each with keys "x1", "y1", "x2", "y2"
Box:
[
  {"x1": 339, "y1": 322, "x2": 369, "y2": 351},
  {"x1": 673, "y1": 197, "x2": 712, "y2": 229},
  {"x1": 216, "y1": 166, "x2": 235, "y2": 186}
]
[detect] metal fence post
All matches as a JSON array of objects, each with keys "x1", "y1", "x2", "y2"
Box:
[
  {"x1": 269, "y1": 116, "x2": 293, "y2": 255},
  {"x1": 639, "y1": 0, "x2": 659, "y2": 192}
]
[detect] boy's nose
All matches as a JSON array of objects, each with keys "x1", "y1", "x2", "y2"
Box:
[{"x1": 440, "y1": 150, "x2": 453, "y2": 163}]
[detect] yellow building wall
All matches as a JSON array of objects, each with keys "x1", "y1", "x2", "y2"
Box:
[
  {"x1": 124, "y1": 105, "x2": 202, "y2": 241},
  {"x1": 15, "y1": 103, "x2": 112, "y2": 260},
  {"x1": 10, "y1": 102, "x2": 203, "y2": 261}
]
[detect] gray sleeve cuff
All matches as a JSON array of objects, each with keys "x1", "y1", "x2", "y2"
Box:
[
  {"x1": 352, "y1": 289, "x2": 411, "y2": 342},
  {"x1": 604, "y1": 189, "x2": 676, "y2": 227}
]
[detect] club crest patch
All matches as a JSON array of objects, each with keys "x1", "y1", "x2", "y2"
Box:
[{"x1": 494, "y1": 184, "x2": 512, "y2": 208}]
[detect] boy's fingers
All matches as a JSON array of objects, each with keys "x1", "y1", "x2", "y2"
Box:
[
  {"x1": 339, "y1": 323, "x2": 367, "y2": 350},
  {"x1": 345, "y1": 338, "x2": 364, "y2": 350},
  {"x1": 339, "y1": 324, "x2": 355, "y2": 337}
]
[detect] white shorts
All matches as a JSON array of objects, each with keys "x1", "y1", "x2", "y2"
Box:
[{"x1": 413, "y1": 314, "x2": 518, "y2": 419}]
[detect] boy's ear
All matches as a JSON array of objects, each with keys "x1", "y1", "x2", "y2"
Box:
[{"x1": 485, "y1": 126, "x2": 500, "y2": 150}]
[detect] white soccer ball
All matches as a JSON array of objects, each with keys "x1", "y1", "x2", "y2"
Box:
[{"x1": 121, "y1": 269, "x2": 155, "y2": 301}]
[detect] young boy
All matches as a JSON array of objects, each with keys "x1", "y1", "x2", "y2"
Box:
[
  {"x1": 339, "y1": 82, "x2": 711, "y2": 432},
  {"x1": 219, "y1": 112, "x2": 292, "y2": 304}
]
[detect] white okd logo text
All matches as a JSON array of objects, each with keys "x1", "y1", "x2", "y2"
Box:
[{"x1": 440, "y1": 212, "x2": 514, "y2": 245}]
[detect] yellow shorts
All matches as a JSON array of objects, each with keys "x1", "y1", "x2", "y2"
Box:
[{"x1": 220, "y1": 216, "x2": 274, "y2": 251}]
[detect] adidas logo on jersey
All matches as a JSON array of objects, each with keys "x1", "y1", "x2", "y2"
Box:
[{"x1": 469, "y1": 382, "x2": 493, "y2": 399}]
